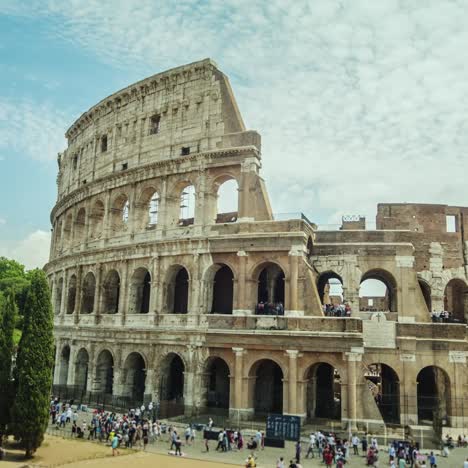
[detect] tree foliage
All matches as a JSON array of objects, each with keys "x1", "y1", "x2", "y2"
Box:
[
  {"x1": 0, "y1": 257, "x2": 31, "y2": 316},
  {"x1": 0, "y1": 291, "x2": 16, "y2": 440},
  {"x1": 11, "y1": 270, "x2": 54, "y2": 458}
]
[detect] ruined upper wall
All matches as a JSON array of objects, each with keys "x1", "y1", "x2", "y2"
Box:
[
  {"x1": 376, "y1": 203, "x2": 468, "y2": 271},
  {"x1": 56, "y1": 59, "x2": 260, "y2": 199}
]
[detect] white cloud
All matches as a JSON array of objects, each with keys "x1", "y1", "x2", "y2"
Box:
[
  {"x1": 0, "y1": 98, "x2": 67, "y2": 163},
  {"x1": 3, "y1": 0, "x2": 468, "y2": 222},
  {"x1": 0, "y1": 217, "x2": 6, "y2": 225},
  {"x1": 0, "y1": 230, "x2": 51, "y2": 270}
]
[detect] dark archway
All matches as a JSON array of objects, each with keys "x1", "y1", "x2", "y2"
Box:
[
  {"x1": 257, "y1": 263, "x2": 285, "y2": 305},
  {"x1": 365, "y1": 363, "x2": 400, "y2": 423},
  {"x1": 252, "y1": 359, "x2": 283, "y2": 416},
  {"x1": 418, "y1": 279, "x2": 432, "y2": 313},
  {"x1": 417, "y1": 366, "x2": 451, "y2": 424},
  {"x1": 66, "y1": 275, "x2": 77, "y2": 314},
  {"x1": 205, "y1": 358, "x2": 230, "y2": 410},
  {"x1": 211, "y1": 265, "x2": 234, "y2": 314},
  {"x1": 95, "y1": 350, "x2": 114, "y2": 394},
  {"x1": 59, "y1": 345, "x2": 70, "y2": 385},
  {"x1": 306, "y1": 363, "x2": 341, "y2": 420},
  {"x1": 317, "y1": 271, "x2": 344, "y2": 305},
  {"x1": 444, "y1": 279, "x2": 468, "y2": 321},
  {"x1": 360, "y1": 269, "x2": 397, "y2": 312},
  {"x1": 129, "y1": 268, "x2": 151, "y2": 314},
  {"x1": 81, "y1": 272, "x2": 96, "y2": 314},
  {"x1": 173, "y1": 268, "x2": 189, "y2": 314},
  {"x1": 123, "y1": 352, "x2": 146, "y2": 402},
  {"x1": 159, "y1": 354, "x2": 185, "y2": 418},
  {"x1": 102, "y1": 270, "x2": 120, "y2": 314},
  {"x1": 74, "y1": 348, "x2": 89, "y2": 390}
]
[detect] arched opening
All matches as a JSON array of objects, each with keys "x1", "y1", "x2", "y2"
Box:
[
  {"x1": 63, "y1": 213, "x2": 73, "y2": 249},
  {"x1": 81, "y1": 272, "x2": 96, "y2": 314},
  {"x1": 211, "y1": 264, "x2": 234, "y2": 314},
  {"x1": 159, "y1": 354, "x2": 185, "y2": 418},
  {"x1": 444, "y1": 279, "x2": 468, "y2": 322},
  {"x1": 359, "y1": 269, "x2": 397, "y2": 312},
  {"x1": 74, "y1": 348, "x2": 89, "y2": 390},
  {"x1": 417, "y1": 366, "x2": 451, "y2": 424},
  {"x1": 179, "y1": 185, "x2": 196, "y2": 226},
  {"x1": 95, "y1": 350, "x2": 114, "y2": 394},
  {"x1": 203, "y1": 357, "x2": 230, "y2": 412},
  {"x1": 89, "y1": 200, "x2": 105, "y2": 240},
  {"x1": 74, "y1": 208, "x2": 86, "y2": 246},
  {"x1": 102, "y1": 270, "x2": 120, "y2": 314},
  {"x1": 305, "y1": 363, "x2": 341, "y2": 420},
  {"x1": 129, "y1": 268, "x2": 151, "y2": 314},
  {"x1": 110, "y1": 194, "x2": 130, "y2": 234},
  {"x1": 365, "y1": 363, "x2": 400, "y2": 424},
  {"x1": 216, "y1": 179, "x2": 238, "y2": 223},
  {"x1": 251, "y1": 359, "x2": 283, "y2": 416},
  {"x1": 167, "y1": 267, "x2": 189, "y2": 314},
  {"x1": 418, "y1": 279, "x2": 432, "y2": 313},
  {"x1": 317, "y1": 272, "x2": 343, "y2": 305},
  {"x1": 136, "y1": 187, "x2": 159, "y2": 230},
  {"x1": 66, "y1": 275, "x2": 77, "y2": 314},
  {"x1": 148, "y1": 192, "x2": 159, "y2": 226},
  {"x1": 256, "y1": 263, "x2": 285, "y2": 314},
  {"x1": 59, "y1": 345, "x2": 70, "y2": 385},
  {"x1": 55, "y1": 277, "x2": 63, "y2": 315},
  {"x1": 122, "y1": 352, "x2": 146, "y2": 402}
]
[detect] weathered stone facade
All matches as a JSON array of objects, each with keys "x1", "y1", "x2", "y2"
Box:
[{"x1": 45, "y1": 59, "x2": 468, "y2": 432}]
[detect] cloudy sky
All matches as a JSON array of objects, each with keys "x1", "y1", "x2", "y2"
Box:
[{"x1": 1, "y1": 0, "x2": 467, "y2": 269}]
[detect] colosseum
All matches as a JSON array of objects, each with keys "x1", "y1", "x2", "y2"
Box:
[{"x1": 45, "y1": 59, "x2": 468, "y2": 438}]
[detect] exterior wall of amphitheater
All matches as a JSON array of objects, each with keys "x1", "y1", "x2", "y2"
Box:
[{"x1": 45, "y1": 59, "x2": 468, "y2": 431}]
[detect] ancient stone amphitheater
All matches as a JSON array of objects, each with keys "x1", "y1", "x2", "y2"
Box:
[{"x1": 45, "y1": 59, "x2": 468, "y2": 437}]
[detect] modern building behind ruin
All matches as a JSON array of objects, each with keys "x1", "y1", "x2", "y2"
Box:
[{"x1": 45, "y1": 59, "x2": 468, "y2": 435}]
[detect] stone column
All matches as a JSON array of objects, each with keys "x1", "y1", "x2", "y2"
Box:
[
  {"x1": 67, "y1": 346, "x2": 77, "y2": 387},
  {"x1": 286, "y1": 350, "x2": 299, "y2": 415},
  {"x1": 94, "y1": 264, "x2": 102, "y2": 323},
  {"x1": 74, "y1": 266, "x2": 82, "y2": 324},
  {"x1": 53, "y1": 343, "x2": 62, "y2": 385},
  {"x1": 103, "y1": 190, "x2": 112, "y2": 243},
  {"x1": 345, "y1": 351, "x2": 361, "y2": 430},
  {"x1": 119, "y1": 261, "x2": 129, "y2": 325},
  {"x1": 234, "y1": 251, "x2": 249, "y2": 314},
  {"x1": 238, "y1": 158, "x2": 260, "y2": 222},
  {"x1": 59, "y1": 269, "x2": 68, "y2": 317},
  {"x1": 288, "y1": 251, "x2": 299, "y2": 313},
  {"x1": 86, "y1": 344, "x2": 96, "y2": 392}
]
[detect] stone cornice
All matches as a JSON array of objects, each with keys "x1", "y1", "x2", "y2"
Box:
[{"x1": 51, "y1": 146, "x2": 260, "y2": 222}]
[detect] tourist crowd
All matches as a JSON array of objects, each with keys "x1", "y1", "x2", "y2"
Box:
[
  {"x1": 255, "y1": 301, "x2": 284, "y2": 315},
  {"x1": 323, "y1": 302, "x2": 352, "y2": 317}
]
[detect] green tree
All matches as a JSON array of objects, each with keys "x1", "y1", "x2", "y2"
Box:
[
  {"x1": 0, "y1": 291, "x2": 16, "y2": 441},
  {"x1": 0, "y1": 257, "x2": 30, "y2": 316},
  {"x1": 11, "y1": 270, "x2": 54, "y2": 458}
]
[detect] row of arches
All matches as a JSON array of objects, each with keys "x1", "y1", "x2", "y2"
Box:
[
  {"x1": 54, "y1": 262, "x2": 285, "y2": 316},
  {"x1": 54, "y1": 179, "x2": 239, "y2": 252},
  {"x1": 57, "y1": 346, "x2": 452, "y2": 424}
]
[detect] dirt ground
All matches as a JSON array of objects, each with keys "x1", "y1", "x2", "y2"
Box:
[{"x1": 1, "y1": 434, "x2": 238, "y2": 467}]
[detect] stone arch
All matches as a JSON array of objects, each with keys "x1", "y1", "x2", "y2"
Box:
[
  {"x1": 165, "y1": 265, "x2": 190, "y2": 314},
  {"x1": 253, "y1": 261, "x2": 286, "y2": 311},
  {"x1": 63, "y1": 213, "x2": 73, "y2": 249},
  {"x1": 444, "y1": 278, "x2": 468, "y2": 321},
  {"x1": 159, "y1": 353, "x2": 186, "y2": 417},
  {"x1": 206, "y1": 263, "x2": 234, "y2": 314},
  {"x1": 74, "y1": 348, "x2": 89, "y2": 390},
  {"x1": 129, "y1": 267, "x2": 151, "y2": 314},
  {"x1": 74, "y1": 207, "x2": 86, "y2": 246},
  {"x1": 95, "y1": 349, "x2": 114, "y2": 394},
  {"x1": 249, "y1": 359, "x2": 284, "y2": 416},
  {"x1": 110, "y1": 193, "x2": 130, "y2": 233},
  {"x1": 364, "y1": 363, "x2": 400, "y2": 423},
  {"x1": 55, "y1": 277, "x2": 63, "y2": 315},
  {"x1": 102, "y1": 269, "x2": 120, "y2": 314},
  {"x1": 58, "y1": 345, "x2": 70, "y2": 385},
  {"x1": 81, "y1": 272, "x2": 96, "y2": 314},
  {"x1": 89, "y1": 199, "x2": 105, "y2": 240},
  {"x1": 214, "y1": 175, "x2": 238, "y2": 223},
  {"x1": 179, "y1": 184, "x2": 196, "y2": 226},
  {"x1": 417, "y1": 366, "x2": 452, "y2": 424},
  {"x1": 201, "y1": 356, "x2": 231, "y2": 412},
  {"x1": 122, "y1": 352, "x2": 147, "y2": 402},
  {"x1": 136, "y1": 186, "x2": 160, "y2": 229},
  {"x1": 360, "y1": 269, "x2": 398, "y2": 312},
  {"x1": 66, "y1": 274, "x2": 77, "y2": 314},
  {"x1": 317, "y1": 271, "x2": 344, "y2": 305},
  {"x1": 304, "y1": 362, "x2": 341, "y2": 420},
  {"x1": 418, "y1": 278, "x2": 432, "y2": 313},
  {"x1": 54, "y1": 218, "x2": 63, "y2": 253}
]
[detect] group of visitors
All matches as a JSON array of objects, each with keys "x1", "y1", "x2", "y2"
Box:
[
  {"x1": 323, "y1": 302, "x2": 352, "y2": 317},
  {"x1": 212, "y1": 428, "x2": 247, "y2": 451},
  {"x1": 255, "y1": 301, "x2": 284, "y2": 315},
  {"x1": 431, "y1": 310, "x2": 459, "y2": 323}
]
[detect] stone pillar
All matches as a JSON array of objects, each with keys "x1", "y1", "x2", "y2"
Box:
[
  {"x1": 286, "y1": 350, "x2": 299, "y2": 415},
  {"x1": 53, "y1": 343, "x2": 62, "y2": 385},
  {"x1": 289, "y1": 252, "x2": 299, "y2": 312},
  {"x1": 59, "y1": 269, "x2": 67, "y2": 317},
  {"x1": 345, "y1": 351, "x2": 361, "y2": 430},
  {"x1": 74, "y1": 266, "x2": 82, "y2": 324},
  {"x1": 67, "y1": 346, "x2": 77, "y2": 387},
  {"x1": 94, "y1": 264, "x2": 102, "y2": 323},
  {"x1": 234, "y1": 251, "x2": 249, "y2": 314},
  {"x1": 188, "y1": 253, "x2": 200, "y2": 315},
  {"x1": 86, "y1": 344, "x2": 96, "y2": 392},
  {"x1": 119, "y1": 261, "x2": 129, "y2": 325},
  {"x1": 238, "y1": 158, "x2": 260, "y2": 222},
  {"x1": 230, "y1": 347, "x2": 251, "y2": 420},
  {"x1": 103, "y1": 190, "x2": 112, "y2": 243}
]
